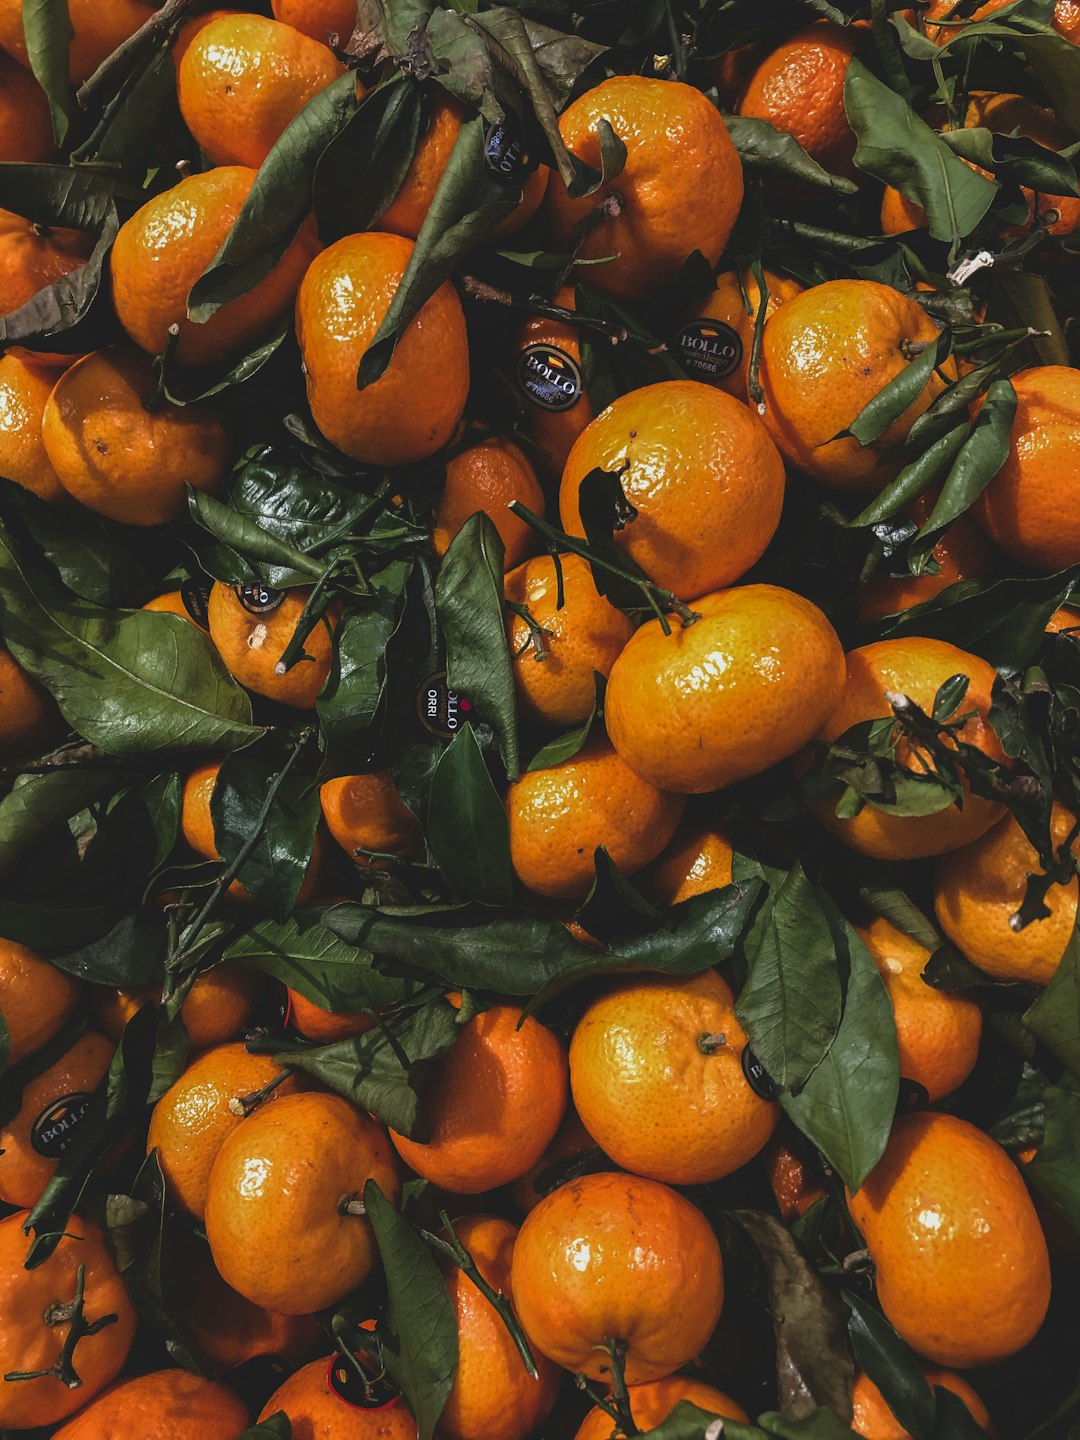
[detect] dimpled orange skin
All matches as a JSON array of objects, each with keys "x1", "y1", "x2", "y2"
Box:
[
  {"x1": 287, "y1": 987, "x2": 374, "y2": 1043},
  {"x1": 434, "y1": 437, "x2": 546, "y2": 569},
  {"x1": 0, "y1": 209, "x2": 93, "y2": 317},
  {"x1": 296, "y1": 231, "x2": 468, "y2": 465},
  {"x1": 92, "y1": 963, "x2": 261, "y2": 1051},
  {"x1": 0, "y1": 936, "x2": 79, "y2": 1067},
  {"x1": 971, "y1": 367, "x2": 1080, "y2": 573},
  {"x1": 815, "y1": 638, "x2": 1008, "y2": 860},
  {"x1": 514, "y1": 285, "x2": 594, "y2": 477},
  {"x1": 178, "y1": 15, "x2": 342, "y2": 170},
  {"x1": 758, "y1": 280, "x2": 955, "y2": 492},
  {"x1": 50, "y1": 1369, "x2": 250, "y2": 1440},
  {"x1": 207, "y1": 582, "x2": 340, "y2": 709},
  {"x1": 0, "y1": 1211, "x2": 137, "y2": 1430},
  {"x1": 0, "y1": 1030, "x2": 112, "y2": 1207},
  {"x1": 0, "y1": 355, "x2": 66, "y2": 501},
  {"x1": 738, "y1": 23, "x2": 861, "y2": 178},
  {"x1": 206, "y1": 1091, "x2": 401, "y2": 1315},
  {"x1": 545, "y1": 76, "x2": 744, "y2": 302},
  {"x1": 259, "y1": 1356, "x2": 418, "y2": 1439},
  {"x1": 571, "y1": 971, "x2": 779, "y2": 1185},
  {"x1": 511, "y1": 1171, "x2": 724, "y2": 1384},
  {"x1": 506, "y1": 738, "x2": 685, "y2": 898},
  {"x1": 147, "y1": 1042, "x2": 303, "y2": 1219},
  {"x1": 766, "y1": 1134, "x2": 827, "y2": 1222},
  {"x1": 687, "y1": 268, "x2": 804, "y2": 405},
  {"x1": 636, "y1": 822, "x2": 734, "y2": 906},
  {"x1": 0, "y1": 0, "x2": 148, "y2": 83},
  {"x1": 855, "y1": 918, "x2": 982, "y2": 1103},
  {"x1": 851, "y1": 1113, "x2": 1051, "y2": 1367},
  {"x1": 605, "y1": 585, "x2": 846, "y2": 795},
  {"x1": 508, "y1": 1104, "x2": 596, "y2": 1214},
  {"x1": 927, "y1": 0, "x2": 1080, "y2": 45},
  {"x1": 850, "y1": 1369, "x2": 993, "y2": 1439},
  {"x1": 271, "y1": 0, "x2": 357, "y2": 42},
  {"x1": 0, "y1": 51, "x2": 55, "y2": 163},
  {"x1": 319, "y1": 771, "x2": 422, "y2": 867},
  {"x1": 934, "y1": 801, "x2": 1079, "y2": 985},
  {"x1": 561, "y1": 381, "x2": 785, "y2": 601},
  {"x1": 505, "y1": 554, "x2": 634, "y2": 728},
  {"x1": 42, "y1": 347, "x2": 232, "y2": 525},
  {"x1": 574, "y1": 1377, "x2": 748, "y2": 1440},
  {"x1": 111, "y1": 167, "x2": 317, "y2": 367},
  {"x1": 438, "y1": 1215, "x2": 562, "y2": 1440},
  {"x1": 389, "y1": 1004, "x2": 568, "y2": 1193}
]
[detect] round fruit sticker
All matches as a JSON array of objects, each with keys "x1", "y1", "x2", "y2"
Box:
[
  {"x1": 180, "y1": 579, "x2": 211, "y2": 628},
  {"x1": 235, "y1": 583, "x2": 284, "y2": 615},
  {"x1": 417, "y1": 670, "x2": 473, "y2": 737},
  {"x1": 673, "y1": 318, "x2": 743, "y2": 381},
  {"x1": 741, "y1": 1047, "x2": 776, "y2": 1101},
  {"x1": 325, "y1": 1353, "x2": 399, "y2": 1411},
  {"x1": 517, "y1": 344, "x2": 583, "y2": 413},
  {"x1": 30, "y1": 1092, "x2": 94, "y2": 1159},
  {"x1": 484, "y1": 111, "x2": 533, "y2": 186}
]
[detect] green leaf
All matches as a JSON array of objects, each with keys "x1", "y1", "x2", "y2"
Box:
[
  {"x1": 574, "y1": 847, "x2": 662, "y2": 944},
  {"x1": 724, "y1": 115, "x2": 858, "y2": 193},
  {"x1": 526, "y1": 673, "x2": 604, "y2": 771},
  {"x1": 1014, "y1": 27, "x2": 1080, "y2": 138},
  {"x1": 1026, "y1": 1075, "x2": 1080, "y2": 1240},
  {"x1": 985, "y1": 270, "x2": 1069, "y2": 367},
  {"x1": 846, "y1": 1290, "x2": 935, "y2": 1440},
  {"x1": 0, "y1": 519, "x2": 261, "y2": 755},
  {"x1": 942, "y1": 126, "x2": 1080, "y2": 199},
  {"x1": 0, "y1": 771, "x2": 117, "y2": 881},
  {"x1": 314, "y1": 75, "x2": 425, "y2": 243},
  {"x1": 426, "y1": 725, "x2": 513, "y2": 904},
  {"x1": 73, "y1": 36, "x2": 179, "y2": 172},
  {"x1": 434, "y1": 512, "x2": 519, "y2": 779},
  {"x1": 781, "y1": 918, "x2": 900, "y2": 1192},
  {"x1": 1025, "y1": 928, "x2": 1080, "y2": 1078},
  {"x1": 186, "y1": 490, "x2": 325, "y2": 587},
  {"x1": 364, "y1": 1180, "x2": 457, "y2": 1440},
  {"x1": 850, "y1": 421, "x2": 968, "y2": 529},
  {"x1": 188, "y1": 71, "x2": 359, "y2": 320},
  {"x1": 271, "y1": 998, "x2": 460, "y2": 1138},
  {"x1": 857, "y1": 887, "x2": 940, "y2": 951},
  {"x1": 844, "y1": 58, "x2": 998, "y2": 242},
  {"x1": 238, "y1": 1417, "x2": 291, "y2": 1440},
  {"x1": 735, "y1": 864, "x2": 844, "y2": 1093},
  {"x1": 51, "y1": 909, "x2": 167, "y2": 987},
  {"x1": 22, "y1": 0, "x2": 72, "y2": 144},
  {"x1": 843, "y1": 337, "x2": 946, "y2": 448}
]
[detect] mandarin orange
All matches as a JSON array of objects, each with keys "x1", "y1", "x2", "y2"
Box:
[
  {"x1": 574, "y1": 1376, "x2": 748, "y2": 1439},
  {"x1": 50, "y1": 1369, "x2": 249, "y2": 1440},
  {"x1": 0, "y1": 936, "x2": 79, "y2": 1067},
  {"x1": 434, "y1": 436, "x2": 545, "y2": 568},
  {"x1": 738, "y1": 23, "x2": 861, "y2": 178}
]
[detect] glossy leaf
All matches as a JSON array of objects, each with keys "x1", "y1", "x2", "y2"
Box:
[
  {"x1": 725, "y1": 115, "x2": 858, "y2": 193},
  {"x1": 21, "y1": 0, "x2": 71, "y2": 144},
  {"x1": 0, "y1": 771, "x2": 117, "y2": 881},
  {"x1": 426, "y1": 725, "x2": 513, "y2": 904}
]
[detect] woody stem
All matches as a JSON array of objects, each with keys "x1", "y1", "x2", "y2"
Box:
[
  {"x1": 229, "y1": 1068, "x2": 292, "y2": 1117},
  {"x1": 506, "y1": 602, "x2": 554, "y2": 662},
  {"x1": 5, "y1": 1266, "x2": 117, "y2": 1391}
]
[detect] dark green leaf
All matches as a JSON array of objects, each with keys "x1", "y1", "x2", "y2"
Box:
[
  {"x1": 434, "y1": 512, "x2": 519, "y2": 778},
  {"x1": 519, "y1": 15, "x2": 606, "y2": 111},
  {"x1": 846, "y1": 1290, "x2": 935, "y2": 1440},
  {"x1": 1026, "y1": 1075, "x2": 1080, "y2": 1239},
  {"x1": 364, "y1": 1180, "x2": 457, "y2": 1440},
  {"x1": 573, "y1": 847, "x2": 662, "y2": 944},
  {"x1": 187, "y1": 490, "x2": 324, "y2": 587},
  {"x1": 843, "y1": 338, "x2": 945, "y2": 448},
  {"x1": 849, "y1": 421, "x2": 967, "y2": 529},
  {"x1": 724, "y1": 115, "x2": 858, "y2": 193},
  {"x1": 985, "y1": 270, "x2": 1069, "y2": 368},
  {"x1": 314, "y1": 76, "x2": 424, "y2": 243},
  {"x1": 426, "y1": 725, "x2": 513, "y2": 904},
  {"x1": 1015, "y1": 28, "x2": 1080, "y2": 138},
  {"x1": 0, "y1": 771, "x2": 117, "y2": 881},
  {"x1": 51, "y1": 908, "x2": 167, "y2": 986},
  {"x1": 1025, "y1": 928, "x2": 1080, "y2": 1078},
  {"x1": 238, "y1": 1418, "x2": 291, "y2": 1440},
  {"x1": 857, "y1": 887, "x2": 940, "y2": 951},
  {"x1": 942, "y1": 126, "x2": 1080, "y2": 199},
  {"x1": 526, "y1": 672, "x2": 604, "y2": 771},
  {"x1": 22, "y1": 0, "x2": 71, "y2": 144}
]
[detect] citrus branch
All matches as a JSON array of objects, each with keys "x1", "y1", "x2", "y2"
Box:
[{"x1": 4, "y1": 1266, "x2": 117, "y2": 1391}]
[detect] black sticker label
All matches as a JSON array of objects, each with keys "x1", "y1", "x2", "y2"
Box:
[
  {"x1": 742, "y1": 1046, "x2": 777, "y2": 1101},
  {"x1": 30, "y1": 1093, "x2": 93, "y2": 1159},
  {"x1": 517, "y1": 344, "x2": 582, "y2": 413},
  {"x1": 181, "y1": 579, "x2": 211, "y2": 628},
  {"x1": 235, "y1": 583, "x2": 284, "y2": 615},
  {"x1": 673, "y1": 319, "x2": 743, "y2": 381},
  {"x1": 484, "y1": 112, "x2": 533, "y2": 186},
  {"x1": 896, "y1": 1078, "x2": 930, "y2": 1115},
  {"x1": 326, "y1": 1354, "x2": 400, "y2": 1411},
  {"x1": 417, "y1": 671, "x2": 472, "y2": 738}
]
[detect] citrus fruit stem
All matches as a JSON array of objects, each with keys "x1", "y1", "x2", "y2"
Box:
[
  {"x1": 697, "y1": 1031, "x2": 729, "y2": 1054},
  {"x1": 5, "y1": 1264, "x2": 117, "y2": 1391},
  {"x1": 339, "y1": 1195, "x2": 367, "y2": 1217},
  {"x1": 506, "y1": 601, "x2": 555, "y2": 662},
  {"x1": 228, "y1": 1067, "x2": 293, "y2": 1117}
]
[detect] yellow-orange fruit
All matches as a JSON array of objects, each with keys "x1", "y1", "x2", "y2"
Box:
[
  {"x1": 259, "y1": 1355, "x2": 417, "y2": 1437},
  {"x1": 0, "y1": 50, "x2": 55, "y2": 163},
  {"x1": 433, "y1": 437, "x2": 545, "y2": 569},
  {"x1": 319, "y1": 771, "x2": 421, "y2": 867},
  {"x1": 0, "y1": 0, "x2": 148, "y2": 84},
  {"x1": 91, "y1": 963, "x2": 261, "y2": 1051},
  {"x1": 850, "y1": 1368, "x2": 993, "y2": 1439},
  {"x1": 738, "y1": 23, "x2": 861, "y2": 178},
  {"x1": 680, "y1": 267, "x2": 804, "y2": 404},
  {"x1": 574, "y1": 1377, "x2": 748, "y2": 1439},
  {"x1": 0, "y1": 208, "x2": 93, "y2": 318},
  {"x1": 0, "y1": 936, "x2": 79, "y2": 1068},
  {"x1": 271, "y1": 0, "x2": 356, "y2": 41},
  {"x1": 0, "y1": 355, "x2": 65, "y2": 501},
  {"x1": 206, "y1": 583, "x2": 339, "y2": 710},
  {"x1": 512, "y1": 285, "x2": 593, "y2": 477},
  {"x1": 50, "y1": 1369, "x2": 250, "y2": 1440}
]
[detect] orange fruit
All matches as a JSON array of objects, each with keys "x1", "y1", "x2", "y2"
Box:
[
  {"x1": 259, "y1": 1355, "x2": 417, "y2": 1438},
  {"x1": 758, "y1": 279, "x2": 955, "y2": 492},
  {"x1": 0, "y1": 50, "x2": 55, "y2": 163},
  {"x1": 0, "y1": 209, "x2": 93, "y2": 318},
  {"x1": 271, "y1": 0, "x2": 357, "y2": 42},
  {"x1": 0, "y1": 936, "x2": 79, "y2": 1067},
  {"x1": 286, "y1": 987, "x2": 374, "y2": 1043},
  {"x1": 574, "y1": 1376, "x2": 748, "y2": 1439},
  {"x1": 504, "y1": 553, "x2": 633, "y2": 727},
  {"x1": 0, "y1": 647, "x2": 55, "y2": 763},
  {"x1": 814, "y1": 637, "x2": 1008, "y2": 860},
  {"x1": 0, "y1": 354, "x2": 66, "y2": 502},
  {"x1": 855, "y1": 917, "x2": 982, "y2": 1102},
  {"x1": 0, "y1": 1210, "x2": 137, "y2": 1430},
  {"x1": 41, "y1": 346, "x2": 232, "y2": 525},
  {"x1": 971, "y1": 366, "x2": 1080, "y2": 572},
  {"x1": 570, "y1": 969, "x2": 778, "y2": 1184},
  {"x1": 111, "y1": 166, "x2": 317, "y2": 367},
  {"x1": 765, "y1": 1132, "x2": 827, "y2": 1222},
  {"x1": 605, "y1": 585, "x2": 845, "y2": 794},
  {"x1": 170, "y1": 9, "x2": 238, "y2": 69},
  {"x1": 380, "y1": 89, "x2": 546, "y2": 243},
  {"x1": 560, "y1": 380, "x2": 785, "y2": 601},
  {"x1": 92, "y1": 963, "x2": 261, "y2": 1050},
  {"x1": 680, "y1": 267, "x2": 804, "y2": 404},
  {"x1": 545, "y1": 76, "x2": 743, "y2": 301},
  {"x1": 178, "y1": 14, "x2": 342, "y2": 170},
  {"x1": 851, "y1": 1369, "x2": 993, "y2": 1439},
  {"x1": 0, "y1": 0, "x2": 149, "y2": 84},
  {"x1": 857, "y1": 492, "x2": 998, "y2": 628},
  {"x1": 738, "y1": 23, "x2": 861, "y2": 179},
  {"x1": 636, "y1": 822, "x2": 734, "y2": 906},
  {"x1": 708, "y1": 41, "x2": 767, "y2": 107},
  {"x1": 512, "y1": 284, "x2": 594, "y2": 477},
  {"x1": 49, "y1": 1369, "x2": 249, "y2": 1440},
  {"x1": 296, "y1": 230, "x2": 468, "y2": 465},
  {"x1": 506, "y1": 737, "x2": 685, "y2": 898},
  {"x1": 437, "y1": 1214, "x2": 562, "y2": 1440},
  {"x1": 319, "y1": 771, "x2": 422, "y2": 868},
  {"x1": 926, "y1": 0, "x2": 1080, "y2": 45},
  {"x1": 141, "y1": 588, "x2": 211, "y2": 631},
  {"x1": 934, "y1": 801, "x2": 1079, "y2": 985},
  {"x1": 147, "y1": 1041, "x2": 303, "y2": 1219},
  {"x1": 389, "y1": 1003, "x2": 568, "y2": 1192},
  {"x1": 205, "y1": 1090, "x2": 401, "y2": 1314},
  {"x1": 848, "y1": 1112, "x2": 1050, "y2": 1367},
  {"x1": 1047, "y1": 603, "x2": 1080, "y2": 634},
  {"x1": 172, "y1": 1231, "x2": 319, "y2": 1377},
  {"x1": 206, "y1": 583, "x2": 340, "y2": 710},
  {"x1": 508, "y1": 1103, "x2": 596, "y2": 1213},
  {"x1": 433, "y1": 436, "x2": 545, "y2": 568},
  {"x1": 511, "y1": 1170, "x2": 723, "y2": 1384},
  {"x1": 0, "y1": 1030, "x2": 112, "y2": 1207}
]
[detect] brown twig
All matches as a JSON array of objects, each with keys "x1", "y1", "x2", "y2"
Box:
[{"x1": 77, "y1": 0, "x2": 199, "y2": 110}]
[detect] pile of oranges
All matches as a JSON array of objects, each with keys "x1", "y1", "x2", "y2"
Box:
[{"x1": 2, "y1": 0, "x2": 1080, "y2": 1436}]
